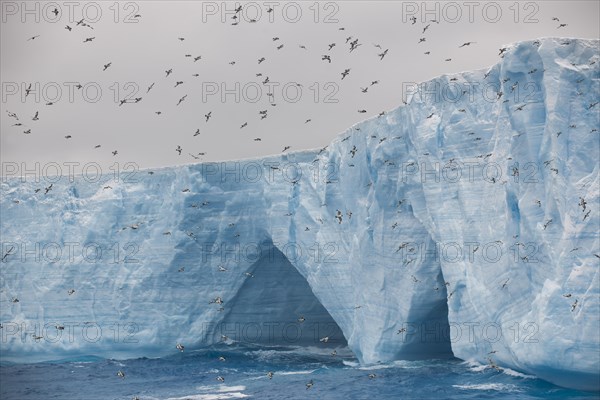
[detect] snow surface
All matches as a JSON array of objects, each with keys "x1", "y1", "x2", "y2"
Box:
[{"x1": 1, "y1": 38, "x2": 598, "y2": 391}]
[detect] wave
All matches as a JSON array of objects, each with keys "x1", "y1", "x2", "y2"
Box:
[
  {"x1": 502, "y1": 368, "x2": 537, "y2": 379},
  {"x1": 462, "y1": 359, "x2": 537, "y2": 379},
  {"x1": 195, "y1": 385, "x2": 247, "y2": 393},
  {"x1": 278, "y1": 369, "x2": 317, "y2": 375},
  {"x1": 166, "y1": 385, "x2": 249, "y2": 400},
  {"x1": 165, "y1": 394, "x2": 249, "y2": 400},
  {"x1": 452, "y1": 383, "x2": 523, "y2": 392},
  {"x1": 343, "y1": 359, "x2": 438, "y2": 371}
]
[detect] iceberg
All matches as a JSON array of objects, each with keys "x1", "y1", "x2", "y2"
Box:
[{"x1": 1, "y1": 38, "x2": 598, "y2": 391}]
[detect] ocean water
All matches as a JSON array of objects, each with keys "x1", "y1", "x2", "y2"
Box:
[{"x1": 0, "y1": 344, "x2": 597, "y2": 400}]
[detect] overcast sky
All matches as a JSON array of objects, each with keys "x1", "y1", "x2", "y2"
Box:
[{"x1": 1, "y1": 0, "x2": 599, "y2": 175}]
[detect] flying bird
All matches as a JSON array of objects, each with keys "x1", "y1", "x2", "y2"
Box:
[{"x1": 349, "y1": 39, "x2": 361, "y2": 52}]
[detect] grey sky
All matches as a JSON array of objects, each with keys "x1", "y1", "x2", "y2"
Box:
[{"x1": 1, "y1": 0, "x2": 599, "y2": 175}]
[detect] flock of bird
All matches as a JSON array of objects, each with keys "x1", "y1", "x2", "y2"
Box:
[
  {"x1": 4, "y1": 4, "x2": 598, "y2": 397},
  {"x1": 8, "y1": 4, "x2": 539, "y2": 162}
]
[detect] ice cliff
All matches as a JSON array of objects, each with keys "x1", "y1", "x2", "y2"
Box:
[{"x1": 1, "y1": 38, "x2": 598, "y2": 391}]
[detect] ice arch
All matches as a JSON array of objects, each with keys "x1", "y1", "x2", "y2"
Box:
[{"x1": 213, "y1": 246, "x2": 348, "y2": 348}]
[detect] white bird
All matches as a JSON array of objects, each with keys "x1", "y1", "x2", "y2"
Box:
[{"x1": 210, "y1": 297, "x2": 223, "y2": 305}]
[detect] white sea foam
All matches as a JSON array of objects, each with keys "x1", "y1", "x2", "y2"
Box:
[
  {"x1": 452, "y1": 383, "x2": 522, "y2": 392},
  {"x1": 166, "y1": 385, "x2": 250, "y2": 400}
]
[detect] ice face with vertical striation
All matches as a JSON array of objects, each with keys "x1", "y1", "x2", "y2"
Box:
[{"x1": 1, "y1": 38, "x2": 598, "y2": 391}]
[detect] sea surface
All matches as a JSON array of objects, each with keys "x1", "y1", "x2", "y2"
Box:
[{"x1": 1, "y1": 343, "x2": 598, "y2": 400}]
